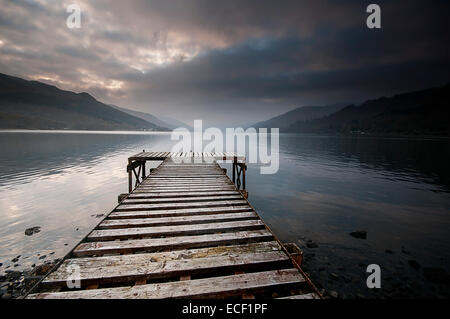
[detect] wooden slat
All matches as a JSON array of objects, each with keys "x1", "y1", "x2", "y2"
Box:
[
  {"x1": 134, "y1": 188, "x2": 237, "y2": 193},
  {"x1": 144, "y1": 179, "x2": 228, "y2": 182},
  {"x1": 137, "y1": 185, "x2": 234, "y2": 189},
  {"x1": 154, "y1": 168, "x2": 222, "y2": 171},
  {"x1": 128, "y1": 191, "x2": 240, "y2": 198},
  {"x1": 115, "y1": 200, "x2": 249, "y2": 211},
  {"x1": 43, "y1": 251, "x2": 289, "y2": 287},
  {"x1": 132, "y1": 186, "x2": 236, "y2": 195},
  {"x1": 140, "y1": 180, "x2": 232, "y2": 184},
  {"x1": 162, "y1": 165, "x2": 218, "y2": 167},
  {"x1": 141, "y1": 180, "x2": 230, "y2": 185},
  {"x1": 88, "y1": 220, "x2": 265, "y2": 241},
  {"x1": 99, "y1": 212, "x2": 258, "y2": 229},
  {"x1": 109, "y1": 206, "x2": 254, "y2": 219},
  {"x1": 121, "y1": 195, "x2": 243, "y2": 204},
  {"x1": 139, "y1": 182, "x2": 233, "y2": 186},
  {"x1": 29, "y1": 269, "x2": 304, "y2": 299},
  {"x1": 66, "y1": 242, "x2": 281, "y2": 269},
  {"x1": 151, "y1": 175, "x2": 225, "y2": 178},
  {"x1": 74, "y1": 230, "x2": 274, "y2": 256}
]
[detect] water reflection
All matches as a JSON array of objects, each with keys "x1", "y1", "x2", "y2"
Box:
[
  {"x1": 244, "y1": 134, "x2": 450, "y2": 298},
  {"x1": 0, "y1": 131, "x2": 449, "y2": 298}
]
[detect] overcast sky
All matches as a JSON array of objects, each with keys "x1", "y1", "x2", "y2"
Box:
[{"x1": 0, "y1": 0, "x2": 449, "y2": 127}]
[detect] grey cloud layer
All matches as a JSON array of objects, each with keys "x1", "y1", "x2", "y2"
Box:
[{"x1": 0, "y1": 0, "x2": 449, "y2": 126}]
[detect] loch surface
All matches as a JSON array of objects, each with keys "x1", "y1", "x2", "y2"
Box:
[{"x1": 0, "y1": 131, "x2": 449, "y2": 298}]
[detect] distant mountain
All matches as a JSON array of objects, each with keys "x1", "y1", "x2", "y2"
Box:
[
  {"x1": 253, "y1": 104, "x2": 347, "y2": 130},
  {"x1": 110, "y1": 105, "x2": 171, "y2": 130},
  {"x1": 0, "y1": 73, "x2": 168, "y2": 131},
  {"x1": 286, "y1": 84, "x2": 450, "y2": 136},
  {"x1": 157, "y1": 115, "x2": 193, "y2": 131}
]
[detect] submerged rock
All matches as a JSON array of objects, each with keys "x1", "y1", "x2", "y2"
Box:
[
  {"x1": 401, "y1": 246, "x2": 411, "y2": 255},
  {"x1": 34, "y1": 263, "x2": 53, "y2": 276},
  {"x1": 349, "y1": 231, "x2": 367, "y2": 239},
  {"x1": 1, "y1": 293, "x2": 12, "y2": 299},
  {"x1": 330, "y1": 273, "x2": 339, "y2": 281},
  {"x1": 306, "y1": 241, "x2": 319, "y2": 248},
  {"x1": 25, "y1": 227, "x2": 41, "y2": 236},
  {"x1": 328, "y1": 290, "x2": 339, "y2": 298},
  {"x1": 408, "y1": 260, "x2": 421, "y2": 270}
]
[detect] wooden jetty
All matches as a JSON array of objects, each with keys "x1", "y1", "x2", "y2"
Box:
[{"x1": 26, "y1": 152, "x2": 321, "y2": 299}]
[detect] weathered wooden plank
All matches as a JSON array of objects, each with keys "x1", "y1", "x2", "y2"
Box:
[
  {"x1": 141, "y1": 180, "x2": 231, "y2": 185},
  {"x1": 99, "y1": 212, "x2": 258, "y2": 229},
  {"x1": 133, "y1": 187, "x2": 237, "y2": 193},
  {"x1": 128, "y1": 191, "x2": 240, "y2": 198},
  {"x1": 151, "y1": 175, "x2": 226, "y2": 178},
  {"x1": 140, "y1": 181, "x2": 232, "y2": 185},
  {"x1": 29, "y1": 269, "x2": 304, "y2": 299},
  {"x1": 143, "y1": 176, "x2": 229, "y2": 180},
  {"x1": 155, "y1": 167, "x2": 221, "y2": 169},
  {"x1": 121, "y1": 195, "x2": 243, "y2": 204},
  {"x1": 148, "y1": 172, "x2": 225, "y2": 175},
  {"x1": 115, "y1": 200, "x2": 249, "y2": 211},
  {"x1": 141, "y1": 180, "x2": 232, "y2": 184},
  {"x1": 43, "y1": 251, "x2": 289, "y2": 287},
  {"x1": 152, "y1": 175, "x2": 226, "y2": 178},
  {"x1": 137, "y1": 184, "x2": 234, "y2": 189},
  {"x1": 158, "y1": 168, "x2": 219, "y2": 171},
  {"x1": 152, "y1": 173, "x2": 224, "y2": 176},
  {"x1": 88, "y1": 220, "x2": 265, "y2": 241},
  {"x1": 68, "y1": 241, "x2": 282, "y2": 268},
  {"x1": 109, "y1": 206, "x2": 254, "y2": 219},
  {"x1": 74, "y1": 230, "x2": 274, "y2": 256},
  {"x1": 155, "y1": 167, "x2": 222, "y2": 170},
  {"x1": 144, "y1": 178, "x2": 227, "y2": 182},
  {"x1": 136, "y1": 184, "x2": 235, "y2": 189},
  {"x1": 154, "y1": 168, "x2": 222, "y2": 171}
]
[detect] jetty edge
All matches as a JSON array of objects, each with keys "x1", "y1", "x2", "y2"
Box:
[{"x1": 25, "y1": 152, "x2": 321, "y2": 299}]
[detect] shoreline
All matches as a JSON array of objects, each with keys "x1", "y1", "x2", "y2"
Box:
[
  {"x1": 0, "y1": 259, "x2": 59, "y2": 299},
  {"x1": 0, "y1": 129, "x2": 449, "y2": 140}
]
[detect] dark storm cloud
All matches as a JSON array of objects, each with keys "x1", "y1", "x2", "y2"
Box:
[
  {"x1": 0, "y1": 0, "x2": 449, "y2": 126},
  {"x1": 122, "y1": 31, "x2": 450, "y2": 125}
]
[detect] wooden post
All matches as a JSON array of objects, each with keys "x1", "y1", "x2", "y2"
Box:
[
  {"x1": 128, "y1": 159, "x2": 133, "y2": 193},
  {"x1": 284, "y1": 243, "x2": 303, "y2": 266},
  {"x1": 243, "y1": 163, "x2": 246, "y2": 191},
  {"x1": 232, "y1": 160, "x2": 236, "y2": 184},
  {"x1": 142, "y1": 161, "x2": 146, "y2": 180}
]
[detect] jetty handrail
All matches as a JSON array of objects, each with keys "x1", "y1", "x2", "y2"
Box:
[{"x1": 127, "y1": 151, "x2": 247, "y2": 194}]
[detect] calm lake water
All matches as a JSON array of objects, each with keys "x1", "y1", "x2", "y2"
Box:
[{"x1": 0, "y1": 131, "x2": 449, "y2": 298}]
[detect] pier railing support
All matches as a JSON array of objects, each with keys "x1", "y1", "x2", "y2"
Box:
[
  {"x1": 126, "y1": 152, "x2": 247, "y2": 195},
  {"x1": 232, "y1": 157, "x2": 247, "y2": 196},
  {"x1": 127, "y1": 159, "x2": 147, "y2": 193}
]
